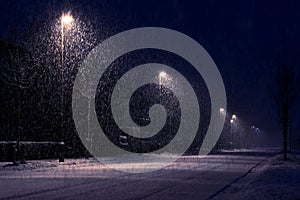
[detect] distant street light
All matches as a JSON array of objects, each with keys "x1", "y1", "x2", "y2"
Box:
[
  {"x1": 59, "y1": 12, "x2": 74, "y2": 162},
  {"x1": 232, "y1": 114, "x2": 237, "y2": 120},
  {"x1": 219, "y1": 108, "x2": 225, "y2": 114},
  {"x1": 251, "y1": 125, "x2": 260, "y2": 133},
  {"x1": 159, "y1": 71, "x2": 167, "y2": 89},
  {"x1": 159, "y1": 71, "x2": 167, "y2": 79}
]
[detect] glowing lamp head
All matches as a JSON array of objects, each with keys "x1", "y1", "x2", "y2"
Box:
[
  {"x1": 61, "y1": 13, "x2": 74, "y2": 25},
  {"x1": 159, "y1": 71, "x2": 167, "y2": 78},
  {"x1": 219, "y1": 108, "x2": 225, "y2": 113},
  {"x1": 230, "y1": 119, "x2": 234, "y2": 123},
  {"x1": 232, "y1": 114, "x2": 237, "y2": 120}
]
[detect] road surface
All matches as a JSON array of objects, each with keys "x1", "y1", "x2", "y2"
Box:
[{"x1": 0, "y1": 149, "x2": 279, "y2": 200}]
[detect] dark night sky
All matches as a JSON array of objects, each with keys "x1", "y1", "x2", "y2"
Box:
[{"x1": 1, "y1": 0, "x2": 300, "y2": 136}]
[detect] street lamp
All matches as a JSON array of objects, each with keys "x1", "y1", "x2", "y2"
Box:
[
  {"x1": 59, "y1": 12, "x2": 74, "y2": 162},
  {"x1": 158, "y1": 71, "x2": 171, "y2": 135},
  {"x1": 61, "y1": 13, "x2": 74, "y2": 72},
  {"x1": 230, "y1": 114, "x2": 239, "y2": 149}
]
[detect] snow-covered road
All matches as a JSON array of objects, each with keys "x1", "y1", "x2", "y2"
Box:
[{"x1": 0, "y1": 149, "x2": 279, "y2": 200}]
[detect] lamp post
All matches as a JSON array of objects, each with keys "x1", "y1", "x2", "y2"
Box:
[
  {"x1": 230, "y1": 114, "x2": 237, "y2": 149},
  {"x1": 159, "y1": 72, "x2": 167, "y2": 88},
  {"x1": 159, "y1": 71, "x2": 167, "y2": 103},
  {"x1": 218, "y1": 108, "x2": 226, "y2": 150},
  {"x1": 158, "y1": 71, "x2": 168, "y2": 136},
  {"x1": 230, "y1": 119, "x2": 234, "y2": 149},
  {"x1": 61, "y1": 13, "x2": 73, "y2": 73},
  {"x1": 59, "y1": 13, "x2": 74, "y2": 162}
]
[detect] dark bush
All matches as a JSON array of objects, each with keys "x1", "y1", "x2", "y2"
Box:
[{"x1": 0, "y1": 141, "x2": 87, "y2": 162}]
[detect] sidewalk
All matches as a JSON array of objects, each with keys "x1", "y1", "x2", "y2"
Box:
[{"x1": 212, "y1": 152, "x2": 300, "y2": 200}]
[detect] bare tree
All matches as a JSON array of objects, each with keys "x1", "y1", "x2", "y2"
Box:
[
  {"x1": 269, "y1": 64, "x2": 300, "y2": 160},
  {"x1": 0, "y1": 38, "x2": 31, "y2": 139}
]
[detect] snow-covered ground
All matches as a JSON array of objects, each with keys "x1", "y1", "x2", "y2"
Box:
[
  {"x1": 0, "y1": 149, "x2": 289, "y2": 199},
  {"x1": 0, "y1": 158, "x2": 98, "y2": 172},
  {"x1": 213, "y1": 152, "x2": 300, "y2": 200}
]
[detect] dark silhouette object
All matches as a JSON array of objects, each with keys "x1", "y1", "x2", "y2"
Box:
[
  {"x1": 269, "y1": 65, "x2": 299, "y2": 160},
  {"x1": 59, "y1": 142, "x2": 65, "y2": 162},
  {"x1": 16, "y1": 140, "x2": 27, "y2": 164},
  {"x1": 11, "y1": 142, "x2": 18, "y2": 165}
]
